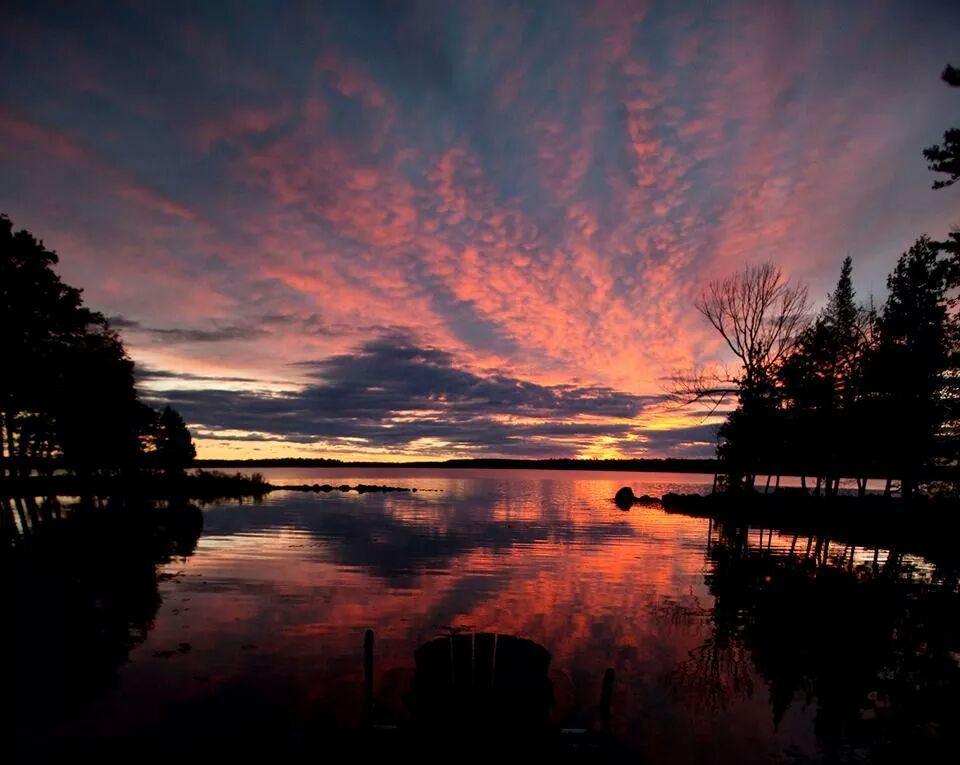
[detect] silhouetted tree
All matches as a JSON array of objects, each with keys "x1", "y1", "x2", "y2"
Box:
[
  {"x1": 778, "y1": 258, "x2": 875, "y2": 492},
  {"x1": 677, "y1": 64, "x2": 960, "y2": 495},
  {"x1": 863, "y1": 236, "x2": 954, "y2": 497},
  {"x1": 923, "y1": 64, "x2": 959, "y2": 189},
  {"x1": 1, "y1": 214, "x2": 153, "y2": 476},
  {"x1": 152, "y1": 405, "x2": 196, "y2": 476},
  {"x1": 56, "y1": 324, "x2": 154, "y2": 475},
  {"x1": 675, "y1": 263, "x2": 809, "y2": 489},
  {"x1": 695, "y1": 263, "x2": 810, "y2": 397},
  {"x1": 2, "y1": 215, "x2": 92, "y2": 475}
]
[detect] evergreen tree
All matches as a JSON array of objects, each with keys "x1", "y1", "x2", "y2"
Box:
[
  {"x1": 923, "y1": 64, "x2": 959, "y2": 189},
  {"x1": 153, "y1": 406, "x2": 196, "y2": 476},
  {"x1": 1, "y1": 214, "x2": 152, "y2": 476},
  {"x1": 778, "y1": 257, "x2": 873, "y2": 491},
  {"x1": 864, "y1": 237, "x2": 954, "y2": 496},
  {"x1": 56, "y1": 324, "x2": 154, "y2": 475}
]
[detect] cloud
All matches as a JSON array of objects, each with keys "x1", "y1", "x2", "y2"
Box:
[
  {"x1": 135, "y1": 365, "x2": 283, "y2": 386},
  {"x1": 148, "y1": 333, "x2": 680, "y2": 457},
  {"x1": 109, "y1": 316, "x2": 267, "y2": 343}
]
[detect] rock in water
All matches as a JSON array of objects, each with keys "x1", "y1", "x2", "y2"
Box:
[{"x1": 614, "y1": 486, "x2": 636, "y2": 509}]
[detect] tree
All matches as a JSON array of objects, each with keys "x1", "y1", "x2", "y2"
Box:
[
  {"x1": 1, "y1": 215, "x2": 93, "y2": 475},
  {"x1": 694, "y1": 263, "x2": 810, "y2": 396},
  {"x1": 923, "y1": 64, "x2": 959, "y2": 189},
  {"x1": 0, "y1": 214, "x2": 153, "y2": 476},
  {"x1": 778, "y1": 258, "x2": 875, "y2": 492},
  {"x1": 677, "y1": 263, "x2": 810, "y2": 489},
  {"x1": 153, "y1": 406, "x2": 196, "y2": 476},
  {"x1": 863, "y1": 236, "x2": 954, "y2": 497},
  {"x1": 56, "y1": 324, "x2": 154, "y2": 475}
]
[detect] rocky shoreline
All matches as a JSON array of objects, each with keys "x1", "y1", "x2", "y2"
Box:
[
  {"x1": 280, "y1": 483, "x2": 437, "y2": 493},
  {"x1": 0, "y1": 471, "x2": 438, "y2": 501}
]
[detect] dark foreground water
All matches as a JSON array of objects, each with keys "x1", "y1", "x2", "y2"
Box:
[{"x1": 9, "y1": 469, "x2": 960, "y2": 762}]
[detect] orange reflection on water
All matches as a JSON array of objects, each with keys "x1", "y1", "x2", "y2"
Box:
[{"x1": 21, "y1": 470, "x2": 958, "y2": 763}]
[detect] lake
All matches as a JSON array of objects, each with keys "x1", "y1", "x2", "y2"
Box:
[{"x1": 10, "y1": 469, "x2": 960, "y2": 762}]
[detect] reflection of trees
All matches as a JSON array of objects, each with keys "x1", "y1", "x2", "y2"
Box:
[
  {"x1": 684, "y1": 522, "x2": 960, "y2": 762},
  {"x1": 8, "y1": 497, "x2": 202, "y2": 750},
  {"x1": 670, "y1": 631, "x2": 755, "y2": 714},
  {"x1": 655, "y1": 587, "x2": 756, "y2": 713}
]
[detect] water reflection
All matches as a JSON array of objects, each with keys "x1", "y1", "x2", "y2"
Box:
[
  {"x1": 7, "y1": 496, "x2": 202, "y2": 754},
  {"x1": 7, "y1": 471, "x2": 960, "y2": 762},
  {"x1": 693, "y1": 521, "x2": 960, "y2": 763}
]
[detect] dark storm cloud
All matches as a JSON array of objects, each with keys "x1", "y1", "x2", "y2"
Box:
[
  {"x1": 292, "y1": 333, "x2": 657, "y2": 419},
  {"x1": 148, "y1": 333, "x2": 674, "y2": 456}
]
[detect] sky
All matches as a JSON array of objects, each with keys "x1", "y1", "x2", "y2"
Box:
[{"x1": 1, "y1": 0, "x2": 958, "y2": 461}]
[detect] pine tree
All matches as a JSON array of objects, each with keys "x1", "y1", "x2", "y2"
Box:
[
  {"x1": 153, "y1": 405, "x2": 196, "y2": 476},
  {"x1": 778, "y1": 257, "x2": 871, "y2": 491},
  {"x1": 865, "y1": 237, "x2": 953, "y2": 496},
  {"x1": 923, "y1": 64, "x2": 959, "y2": 189}
]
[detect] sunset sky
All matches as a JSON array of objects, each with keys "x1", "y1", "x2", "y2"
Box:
[{"x1": 1, "y1": 0, "x2": 958, "y2": 460}]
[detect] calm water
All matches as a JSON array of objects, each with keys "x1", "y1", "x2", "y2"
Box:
[{"x1": 10, "y1": 469, "x2": 960, "y2": 762}]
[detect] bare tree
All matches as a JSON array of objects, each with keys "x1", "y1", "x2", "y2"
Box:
[{"x1": 674, "y1": 263, "x2": 810, "y2": 407}]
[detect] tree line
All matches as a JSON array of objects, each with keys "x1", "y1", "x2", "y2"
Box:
[
  {"x1": 679, "y1": 65, "x2": 959, "y2": 497},
  {"x1": 1, "y1": 215, "x2": 195, "y2": 479}
]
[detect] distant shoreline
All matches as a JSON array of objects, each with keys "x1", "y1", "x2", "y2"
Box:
[
  {"x1": 193, "y1": 457, "x2": 960, "y2": 482},
  {"x1": 194, "y1": 457, "x2": 720, "y2": 473}
]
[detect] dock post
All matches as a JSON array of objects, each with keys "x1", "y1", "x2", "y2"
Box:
[
  {"x1": 363, "y1": 629, "x2": 374, "y2": 725},
  {"x1": 600, "y1": 668, "x2": 615, "y2": 733}
]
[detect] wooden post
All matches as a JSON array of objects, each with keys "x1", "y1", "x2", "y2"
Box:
[
  {"x1": 0, "y1": 496, "x2": 18, "y2": 542},
  {"x1": 363, "y1": 629, "x2": 374, "y2": 725},
  {"x1": 24, "y1": 495, "x2": 40, "y2": 528},
  {"x1": 600, "y1": 668, "x2": 615, "y2": 734},
  {"x1": 13, "y1": 496, "x2": 30, "y2": 536}
]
